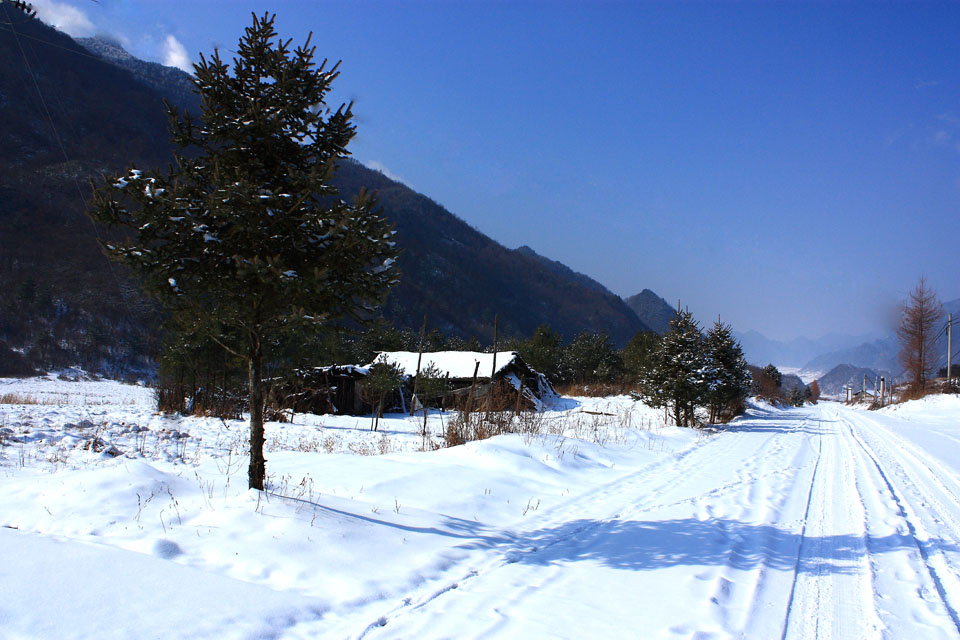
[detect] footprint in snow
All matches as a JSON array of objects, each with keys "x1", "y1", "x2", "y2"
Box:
[{"x1": 152, "y1": 539, "x2": 183, "y2": 559}]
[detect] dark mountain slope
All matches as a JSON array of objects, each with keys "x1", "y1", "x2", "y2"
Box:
[
  {"x1": 513, "y1": 245, "x2": 614, "y2": 296},
  {"x1": 625, "y1": 289, "x2": 675, "y2": 334},
  {"x1": 1, "y1": 17, "x2": 648, "y2": 374},
  {"x1": 1, "y1": 16, "x2": 176, "y2": 374},
  {"x1": 76, "y1": 36, "x2": 200, "y2": 114},
  {"x1": 334, "y1": 163, "x2": 650, "y2": 344}
]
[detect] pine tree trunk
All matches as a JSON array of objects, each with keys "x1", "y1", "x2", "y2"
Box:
[{"x1": 248, "y1": 336, "x2": 266, "y2": 491}]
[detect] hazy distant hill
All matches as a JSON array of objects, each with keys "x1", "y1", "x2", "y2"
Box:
[
  {"x1": 0, "y1": 18, "x2": 648, "y2": 374},
  {"x1": 802, "y1": 337, "x2": 900, "y2": 378},
  {"x1": 816, "y1": 364, "x2": 888, "y2": 396},
  {"x1": 800, "y1": 298, "x2": 959, "y2": 377},
  {"x1": 625, "y1": 289, "x2": 675, "y2": 334},
  {"x1": 734, "y1": 331, "x2": 872, "y2": 368}
]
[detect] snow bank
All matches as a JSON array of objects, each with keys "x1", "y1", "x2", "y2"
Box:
[{"x1": 0, "y1": 375, "x2": 696, "y2": 638}]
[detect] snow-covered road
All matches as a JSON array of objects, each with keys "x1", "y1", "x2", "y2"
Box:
[
  {"x1": 328, "y1": 402, "x2": 960, "y2": 639},
  {"x1": 3, "y1": 389, "x2": 960, "y2": 639}
]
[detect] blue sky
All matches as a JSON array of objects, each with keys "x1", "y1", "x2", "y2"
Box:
[{"x1": 32, "y1": 0, "x2": 960, "y2": 340}]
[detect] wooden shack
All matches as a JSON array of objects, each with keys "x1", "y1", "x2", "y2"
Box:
[
  {"x1": 373, "y1": 350, "x2": 557, "y2": 412},
  {"x1": 280, "y1": 351, "x2": 557, "y2": 416}
]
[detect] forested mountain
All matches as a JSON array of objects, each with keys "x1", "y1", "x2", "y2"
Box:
[
  {"x1": 513, "y1": 245, "x2": 614, "y2": 296},
  {"x1": 76, "y1": 36, "x2": 200, "y2": 113},
  {"x1": 0, "y1": 17, "x2": 649, "y2": 375},
  {"x1": 1, "y1": 15, "x2": 173, "y2": 376},
  {"x1": 625, "y1": 289, "x2": 676, "y2": 334},
  {"x1": 330, "y1": 162, "x2": 650, "y2": 344}
]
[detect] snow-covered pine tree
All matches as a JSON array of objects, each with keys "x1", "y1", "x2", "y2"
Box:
[
  {"x1": 639, "y1": 309, "x2": 710, "y2": 427},
  {"x1": 87, "y1": 13, "x2": 398, "y2": 490},
  {"x1": 622, "y1": 330, "x2": 660, "y2": 381},
  {"x1": 705, "y1": 320, "x2": 751, "y2": 423},
  {"x1": 518, "y1": 324, "x2": 564, "y2": 383},
  {"x1": 561, "y1": 330, "x2": 622, "y2": 384}
]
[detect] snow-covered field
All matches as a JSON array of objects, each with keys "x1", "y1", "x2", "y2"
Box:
[{"x1": 1, "y1": 376, "x2": 959, "y2": 639}]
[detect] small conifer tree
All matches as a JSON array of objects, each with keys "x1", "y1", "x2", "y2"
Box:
[
  {"x1": 362, "y1": 357, "x2": 405, "y2": 431},
  {"x1": 88, "y1": 14, "x2": 398, "y2": 489},
  {"x1": 413, "y1": 362, "x2": 450, "y2": 444},
  {"x1": 639, "y1": 309, "x2": 710, "y2": 427},
  {"x1": 705, "y1": 321, "x2": 751, "y2": 423}
]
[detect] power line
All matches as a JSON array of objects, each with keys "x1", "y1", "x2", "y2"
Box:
[
  {"x1": 0, "y1": 24, "x2": 106, "y2": 63},
  {"x1": 933, "y1": 322, "x2": 948, "y2": 341},
  {"x1": 3, "y1": 3, "x2": 126, "y2": 294}
]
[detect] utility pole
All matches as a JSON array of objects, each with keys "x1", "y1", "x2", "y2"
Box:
[{"x1": 948, "y1": 313, "x2": 953, "y2": 381}]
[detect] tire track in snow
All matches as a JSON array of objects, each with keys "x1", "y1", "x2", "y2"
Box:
[
  {"x1": 780, "y1": 411, "x2": 882, "y2": 640},
  {"x1": 346, "y1": 410, "x2": 815, "y2": 639},
  {"x1": 841, "y1": 409, "x2": 960, "y2": 637},
  {"x1": 704, "y1": 415, "x2": 817, "y2": 638},
  {"x1": 853, "y1": 412, "x2": 960, "y2": 549},
  {"x1": 778, "y1": 420, "x2": 823, "y2": 640}
]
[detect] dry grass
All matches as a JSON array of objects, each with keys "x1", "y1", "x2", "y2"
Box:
[
  {"x1": 0, "y1": 391, "x2": 72, "y2": 406},
  {"x1": 554, "y1": 382, "x2": 642, "y2": 398},
  {"x1": 445, "y1": 407, "x2": 546, "y2": 447},
  {"x1": 0, "y1": 392, "x2": 39, "y2": 405}
]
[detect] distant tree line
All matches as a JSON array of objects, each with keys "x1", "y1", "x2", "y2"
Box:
[{"x1": 154, "y1": 308, "x2": 766, "y2": 429}]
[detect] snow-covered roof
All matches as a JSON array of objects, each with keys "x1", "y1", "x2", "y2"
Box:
[
  {"x1": 314, "y1": 364, "x2": 370, "y2": 376},
  {"x1": 370, "y1": 351, "x2": 519, "y2": 379}
]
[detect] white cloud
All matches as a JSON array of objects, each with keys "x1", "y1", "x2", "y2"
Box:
[
  {"x1": 32, "y1": 0, "x2": 95, "y2": 37},
  {"x1": 162, "y1": 34, "x2": 192, "y2": 73}
]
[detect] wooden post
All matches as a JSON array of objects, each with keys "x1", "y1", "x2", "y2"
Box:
[
  {"x1": 491, "y1": 314, "x2": 499, "y2": 377},
  {"x1": 880, "y1": 377, "x2": 885, "y2": 407},
  {"x1": 410, "y1": 314, "x2": 427, "y2": 415},
  {"x1": 466, "y1": 360, "x2": 481, "y2": 417}
]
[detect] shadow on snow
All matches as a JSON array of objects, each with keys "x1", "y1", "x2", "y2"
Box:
[{"x1": 466, "y1": 516, "x2": 957, "y2": 575}]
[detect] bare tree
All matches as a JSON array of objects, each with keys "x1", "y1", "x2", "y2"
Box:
[{"x1": 897, "y1": 278, "x2": 944, "y2": 392}]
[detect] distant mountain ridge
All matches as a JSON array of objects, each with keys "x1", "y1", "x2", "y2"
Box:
[
  {"x1": 76, "y1": 36, "x2": 200, "y2": 114},
  {"x1": 798, "y1": 297, "x2": 959, "y2": 377},
  {"x1": 513, "y1": 246, "x2": 614, "y2": 296},
  {"x1": 803, "y1": 337, "x2": 899, "y2": 378},
  {"x1": 625, "y1": 289, "x2": 676, "y2": 334},
  {"x1": 0, "y1": 19, "x2": 651, "y2": 375},
  {"x1": 734, "y1": 330, "x2": 880, "y2": 369}
]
